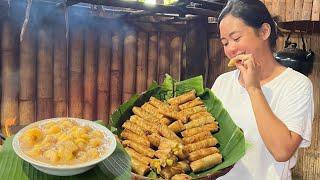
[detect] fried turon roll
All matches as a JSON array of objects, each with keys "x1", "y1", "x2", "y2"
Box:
[
  {"x1": 188, "y1": 147, "x2": 220, "y2": 161},
  {"x1": 168, "y1": 120, "x2": 185, "y2": 133},
  {"x1": 122, "y1": 121, "x2": 146, "y2": 136},
  {"x1": 167, "y1": 90, "x2": 196, "y2": 105},
  {"x1": 178, "y1": 97, "x2": 204, "y2": 110},
  {"x1": 184, "y1": 137, "x2": 218, "y2": 153},
  {"x1": 125, "y1": 147, "x2": 152, "y2": 165},
  {"x1": 182, "y1": 131, "x2": 212, "y2": 144},
  {"x1": 181, "y1": 123, "x2": 219, "y2": 137},
  {"x1": 131, "y1": 157, "x2": 150, "y2": 175},
  {"x1": 190, "y1": 153, "x2": 223, "y2": 173},
  {"x1": 147, "y1": 133, "x2": 162, "y2": 147},
  {"x1": 122, "y1": 140, "x2": 155, "y2": 158},
  {"x1": 121, "y1": 129, "x2": 150, "y2": 147}
]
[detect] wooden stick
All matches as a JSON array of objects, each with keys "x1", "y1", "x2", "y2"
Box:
[
  {"x1": 285, "y1": 0, "x2": 295, "y2": 22},
  {"x1": 19, "y1": 26, "x2": 36, "y2": 124},
  {"x1": 97, "y1": 29, "x2": 111, "y2": 124},
  {"x1": 169, "y1": 34, "x2": 182, "y2": 81},
  {"x1": 294, "y1": 0, "x2": 304, "y2": 21},
  {"x1": 37, "y1": 26, "x2": 54, "y2": 120},
  {"x1": 302, "y1": 0, "x2": 313, "y2": 20},
  {"x1": 122, "y1": 28, "x2": 137, "y2": 102},
  {"x1": 136, "y1": 31, "x2": 148, "y2": 93},
  {"x1": 1, "y1": 20, "x2": 19, "y2": 130},
  {"x1": 83, "y1": 26, "x2": 98, "y2": 120},
  {"x1": 158, "y1": 32, "x2": 169, "y2": 83},
  {"x1": 53, "y1": 23, "x2": 68, "y2": 117},
  {"x1": 110, "y1": 30, "x2": 123, "y2": 114},
  {"x1": 312, "y1": 0, "x2": 320, "y2": 21},
  {"x1": 69, "y1": 25, "x2": 84, "y2": 118},
  {"x1": 147, "y1": 32, "x2": 158, "y2": 87}
]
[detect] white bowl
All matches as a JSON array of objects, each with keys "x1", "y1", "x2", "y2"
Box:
[{"x1": 12, "y1": 117, "x2": 117, "y2": 176}]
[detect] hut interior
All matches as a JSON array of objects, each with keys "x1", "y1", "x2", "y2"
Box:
[{"x1": 0, "y1": 0, "x2": 319, "y2": 179}]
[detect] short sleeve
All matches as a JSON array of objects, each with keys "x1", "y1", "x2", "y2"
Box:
[{"x1": 276, "y1": 79, "x2": 314, "y2": 148}]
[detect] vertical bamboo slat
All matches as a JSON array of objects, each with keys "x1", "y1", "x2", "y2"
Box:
[
  {"x1": 169, "y1": 34, "x2": 182, "y2": 81},
  {"x1": 19, "y1": 27, "x2": 36, "y2": 124},
  {"x1": 37, "y1": 26, "x2": 54, "y2": 120},
  {"x1": 272, "y1": 0, "x2": 281, "y2": 18},
  {"x1": 136, "y1": 31, "x2": 148, "y2": 93},
  {"x1": 69, "y1": 26, "x2": 84, "y2": 118},
  {"x1": 285, "y1": 0, "x2": 295, "y2": 21},
  {"x1": 294, "y1": 0, "x2": 304, "y2": 20},
  {"x1": 312, "y1": 0, "x2": 320, "y2": 21},
  {"x1": 158, "y1": 32, "x2": 169, "y2": 83},
  {"x1": 110, "y1": 31, "x2": 123, "y2": 114},
  {"x1": 53, "y1": 24, "x2": 68, "y2": 117},
  {"x1": 122, "y1": 29, "x2": 137, "y2": 102},
  {"x1": 83, "y1": 26, "x2": 97, "y2": 120},
  {"x1": 279, "y1": 0, "x2": 286, "y2": 21},
  {"x1": 264, "y1": 0, "x2": 273, "y2": 15},
  {"x1": 1, "y1": 20, "x2": 19, "y2": 131},
  {"x1": 147, "y1": 32, "x2": 158, "y2": 87},
  {"x1": 302, "y1": 0, "x2": 314, "y2": 20},
  {"x1": 97, "y1": 29, "x2": 111, "y2": 124}
]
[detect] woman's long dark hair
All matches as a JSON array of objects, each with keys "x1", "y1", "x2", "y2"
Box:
[{"x1": 218, "y1": 0, "x2": 278, "y2": 50}]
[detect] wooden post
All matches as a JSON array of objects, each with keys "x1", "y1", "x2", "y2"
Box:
[
  {"x1": 37, "y1": 24, "x2": 54, "y2": 120},
  {"x1": 285, "y1": 0, "x2": 295, "y2": 22},
  {"x1": 83, "y1": 25, "x2": 98, "y2": 120},
  {"x1": 312, "y1": 0, "x2": 320, "y2": 21},
  {"x1": 169, "y1": 34, "x2": 182, "y2": 81},
  {"x1": 158, "y1": 32, "x2": 170, "y2": 83},
  {"x1": 53, "y1": 21, "x2": 68, "y2": 118},
  {"x1": 136, "y1": 31, "x2": 148, "y2": 93},
  {"x1": 122, "y1": 28, "x2": 137, "y2": 102},
  {"x1": 19, "y1": 25, "x2": 36, "y2": 125},
  {"x1": 110, "y1": 30, "x2": 123, "y2": 114},
  {"x1": 185, "y1": 18, "x2": 208, "y2": 81},
  {"x1": 1, "y1": 20, "x2": 19, "y2": 131},
  {"x1": 97, "y1": 29, "x2": 111, "y2": 124},
  {"x1": 69, "y1": 25, "x2": 84, "y2": 118},
  {"x1": 147, "y1": 32, "x2": 158, "y2": 87}
]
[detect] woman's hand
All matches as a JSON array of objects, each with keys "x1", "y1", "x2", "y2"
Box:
[{"x1": 235, "y1": 54, "x2": 261, "y2": 92}]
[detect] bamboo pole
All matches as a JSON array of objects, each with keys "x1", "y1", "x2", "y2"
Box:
[
  {"x1": 122, "y1": 28, "x2": 137, "y2": 102},
  {"x1": 110, "y1": 30, "x2": 123, "y2": 114},
  {"x1": 97, "y1": 29, "x2": 111, "y2": 124},
  {"x1": 279, "y1": 0, "x2": 286, "y2": 21},
  {"x1": 83, "y1": 26, "x2": 98, "y2": 120},
  {"x1": 69, "y1": 25, "x2": 84, "y2": 118},
  {"x1": 169, "y1": 34, "x2": 182, "y2": 81},
  {"x1": 294, "y1": 0, "x2": 304, "y2": 21},
  {"x1": 285, "y1": 0, "x2": 295, "y2": 22},
  {"x1": 147, "y1": 32, "x2": 158, "y2": 87},
  {"x1": 1, "y1": 20, "x2": 19, "y2": 131},
  {"x1": 136, "y1": 31, "x2": 148, "y2": 93},
  {"x1": 19, "y1": 26, "x2": 36, "y2": 124},
  {"x1": 312, "y1": 0, "x2": 320, "y2": 21},
  {"x1": 53, "y1": 23, "x2": 68, "y2": 117},
  {"x1": 158, "y1": 32, "x2": 169, "y2": 83},
  {"x1": 302, "y1": 0, "x2": 313, "y2": 20},
  {"x1": 37, "y1": 25, "x2": 54, "y2": 120}
]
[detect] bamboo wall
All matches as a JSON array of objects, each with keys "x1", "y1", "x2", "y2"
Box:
[
  {"x1": 207, "y1": 32, "x2": 320, "y2": 180},
  {"x1": 0, "y1": 10, "x2": 184, "y2": 128},
  {"x1": 260, "y1": 0, "x2": 320, "y2": 21}
]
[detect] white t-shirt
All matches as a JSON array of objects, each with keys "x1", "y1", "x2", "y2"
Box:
[{"x1": 212, "y1": 68, "x2": 314, "y2": 180}]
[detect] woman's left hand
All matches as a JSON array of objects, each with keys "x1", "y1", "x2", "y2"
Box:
[{"x1": 235, "y1": 54, "x2": 261, "y2": 92}]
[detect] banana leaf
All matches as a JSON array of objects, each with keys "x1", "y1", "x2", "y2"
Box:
[{"x1": 109, "y1": 74, "x2": 246, "y2": 178}]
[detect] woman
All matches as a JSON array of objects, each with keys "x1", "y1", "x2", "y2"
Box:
[{"x1": 212, "y1": 0, "x2": 314, "y2": 179}]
